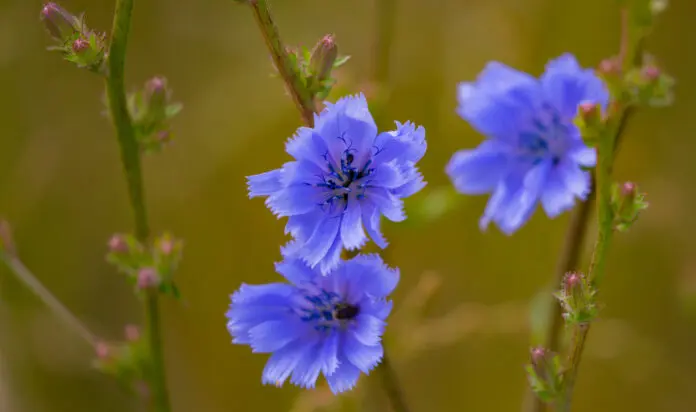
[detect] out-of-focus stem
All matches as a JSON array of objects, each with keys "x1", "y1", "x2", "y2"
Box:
[
  {"x1": 372, "y1": 0, "x2": 396, "y2": 87},
  {"x1": 248, "y1": 0, "x2": 316, "y2": 126},
  {"x1": 0, "y1": 249, "x2": 97, "y2": 346},
  {"x1": 105, "y1": 0, "x2": 170, "y2": 410}
]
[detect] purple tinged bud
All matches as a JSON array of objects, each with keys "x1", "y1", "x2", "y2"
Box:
[
  {"x1": 137, "y1": 267, "x2": 160, "y2": 290},
  {"x1": 144, "y1": 76, "x2": 168, "y2": 109},
  {"x1": 310, "y1": 34, "x2": 338, "y2": 84},
  {"x1": 621, "y1": 181, "x2": 636, "y2": 197},
  {"x1": 72, "y1": 38, "x2": 89, "y2": 53},
  {"x1": 124, "y1": 324, "x2": 140, "y2": 341},
  {"x1": 563, "y1": 272, "x2": 582, "y2": 295},
  {"x1": 108, "y1": 234, "x2": 128, "y2": 254},
  {"x1": 641, "y1": 65, "x2": 660, "y2": 81},
  {"x1": 598, "y1": 57, "x2": 620, "y2": 77},
  {"x1": 530, "y1": 346, "x2": 546, "y2": 366},
  {"x1": 40, "y1": 3, "x2": 77, "y2": 40},
  {"x1": 95, "y1": 341, "x2": 111, "y2": 360}
]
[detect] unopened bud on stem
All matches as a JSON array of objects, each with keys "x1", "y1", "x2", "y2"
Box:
[
  {"x1": 137, "y1": 267, "x2": 160, "y2": 290},
  {"x1": 310, "y1": 34, "x2": 338, "y2": 85},
  {"x1": 40, "y1": 3, "x2": 77, "y2": 41}
]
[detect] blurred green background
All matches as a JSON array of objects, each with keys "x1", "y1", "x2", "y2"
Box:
[{"x1": 1, "y1": 0, "x2": 696, "y2": 411}]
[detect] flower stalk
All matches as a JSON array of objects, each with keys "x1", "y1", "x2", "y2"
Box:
[
  {"x1": 105, "y1": 0, "x2": 170, "y2": 410},
  {"x1": 246, "y1": 0, "x2": 317, "y2": 126}
]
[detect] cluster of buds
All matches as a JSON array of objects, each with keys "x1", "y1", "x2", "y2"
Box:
[
  {"x1": 285, "y1": 34, "x2": 351, "y2": 100},
  {"x1": 40, "y1": 3, "x2": 107, "y2": 74},
  {"x1": 624, "y1": 58, "x2": 675, "y2": 108},
  {"x1": 107, "y1": 232, "x2": 183, "y2": 298},
  {"x1": 124, "y1": 77, "x2": 182, "y2": 153},
  {"x1": 611, "y1": 181, "x2": 649, "y2": 232},
  {"x1": 555, "y1": 272, "x2": 599, "y2": 325},
  {"x1": 93, "y1": 325, "x2": 150, "y2": 396},
  {"x1": 525, "y1": 346, "x2": 564, "y2": 403}
]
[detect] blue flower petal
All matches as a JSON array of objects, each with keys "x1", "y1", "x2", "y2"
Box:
[
  {"x1": 266, "y1": 185, "x2": 322, "y2": 218},
  {"x1": 319, "y1": 331, "x2": 339, "y2": 376},
  {"x1": 446, "y1": 141, "x2": 508, "y2": 194},
  {"x1": 351, "y1": 314, "x2": 386, "y2": 346},
  {"x1": 361, "y1": 202, "x2": 388, "y2": 248},
  {"x1": 262, "y1": 338, "x2": 316, "y2": 387},
  {"x1": 568, "y1": 141, "x2": 597, "y2": 167},
  {"x1": 290, "y1": 340, "x2": 324, "y2": 389},
  {"x1": 541, "y1": 53, "x2": 610, "y2": 118},
  {"x1": 326, "y1": 361, "x2": 362, "y2": 394},
  {"x1": 247, "y1": 169, "x2": 283, "y2": 198},
  {"x1": 249, "y1": 320, "x2": 305, "y2": 353},
  {"x1": 343, "y1": 334, "x2": 383, "y2": 373},
  {"x1": 540, "y1": 172, "x2": 577, "y2": 218},
  {"x1": 340, "y1": 201, "x2": 367, "y2": 250},
  {"x1": 367, "y1": 187, "x2": 405, "y2": 222},
  {"x1": 275, "y1": 259, "x2": 315, "y2": 286},
  {"x1": 345, "y1": 254, "x2": 399, "y2": 298},
  {"x1": 297, "y1": 216, "x2": 341, "y2": 268}
]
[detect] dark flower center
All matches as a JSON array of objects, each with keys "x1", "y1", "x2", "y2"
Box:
[
  {"x1": 519, "y1": 105, "x2": 572, "y2": 165},
  {"x1": 299, "y1": 289, "x2": 360, "y2": 332},
  {"x1": 314, "y1": 134, "x2": 376, "y2": 213}
]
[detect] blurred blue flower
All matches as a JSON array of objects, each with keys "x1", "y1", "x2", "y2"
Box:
[
  {"x1": 446, "y1": 54, "x2": 609, "y2": 234},
  {"x1": 248, "y1": 94, "x2": 426, "y2": 273},
  {"x1": 226, "y1": 254, "x2": 398, "y2": 393}
]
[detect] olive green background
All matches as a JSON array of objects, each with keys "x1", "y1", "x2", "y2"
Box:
[{"x1": 1, "y1": 0, "x2": 695, "y2": 411}]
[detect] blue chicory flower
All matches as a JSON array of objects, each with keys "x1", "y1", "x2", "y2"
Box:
[
  {"x1": 226, "y1": 254, "x2": 398, "y2": 393},
  {"x1": 248, "y1": 94, "x2": 426, "y2": 273},
  {"x1": 446, "y1": 54, "x2": 609, "y2": 234}
]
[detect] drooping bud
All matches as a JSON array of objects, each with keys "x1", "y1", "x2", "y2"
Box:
[
  {"x1": 40, "y1": 3, "x2": 78, "y2": 41},
  {"x1": 525, "y1": 346, "x2": 563, "y2": 403},
  {"x1": 310, "y1": 35, "x2": 338, "y2": 85},
  {"x1": 611, "y1": 181, "x2": 648, "y2": 232}
]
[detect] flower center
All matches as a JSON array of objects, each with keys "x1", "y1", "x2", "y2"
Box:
[
  {"x1": 299, "y1": 289, "x2": 360, "y2": 332},
  {"x1": 314, "y1": 134, "x2": 376, "y2": 213},
  {"x1": 518, "y1": 105, "x2": 572, "y2": 165}
]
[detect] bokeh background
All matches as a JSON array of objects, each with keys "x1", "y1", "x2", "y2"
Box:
[{"x1": 1, "y1": 0, "x2": 696, "y2": 411}]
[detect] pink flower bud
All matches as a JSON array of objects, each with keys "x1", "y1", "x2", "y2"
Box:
[
  {"x1": 124, "y1": 324, "x2": 140, "y2": 341},
  {"x1": 72, "y1": 38, "x2": 89, "y2": 53},
  {"x1": 40, "y1": 3, "x2": 77, "y2": 41},
  {"x1": 95, "y1": 341, "x2": 110, "y2": 360},
  {"x1": 108, "y1": 234, "x2": 128, "y2": 254},
  {"x1": 137, "y1": 267, "x2": 160, "y2": 289}
]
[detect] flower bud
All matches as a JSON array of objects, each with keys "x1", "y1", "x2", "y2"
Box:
[
  {"x1": 95, "y1": 341, "x2": 111, "y2": 360},
  {"x1": 145, "y1": 77, "x2": 168, "y2": 108},
  {"x1": 641, "y1": 65, "x2": 660, "y2": 82},
  {"x1": 108, "y1": 234, "x2": 129, "y2": 254},
  {"x1": 137, "y1": 267, "x2": 160, "y2": 290},
  {"x1": 310, "y1": 34, "x2": 338, "y2": 85},
  {"x1": 124, "y1": 324, "x2": 140, "y2": 342},
  {"x1": 555, "y1": 271, "x2": 598, "y2": 325},
  {"x1": 574, "y1": 101, "x2": 603, "y2": 147},
  {"x1": 72, "y1": 37, "x2": 89, "y2": 54},
  {"x1": 40, "y1": 3, "x2": 77, "y2": 41},
  {"x1": 611, "y1": 181, "x2": 648, "y2": 232},
  {"x1": 597, "y1": 57, "x2": 620, "y2": 77},
  {"x1": 525, "y1": 346, "x2": 562, "y2": 403}
]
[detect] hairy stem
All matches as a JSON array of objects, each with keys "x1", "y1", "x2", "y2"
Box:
[
  {"x1": 106, "y1": 0, "x2": 170, "y2": 410},
  {"x1": 248, "y1": 0, "x2": 317, "y2": 126},
  {"x1": 0, "y1": 250, "x2": 97, "y2": 346}
]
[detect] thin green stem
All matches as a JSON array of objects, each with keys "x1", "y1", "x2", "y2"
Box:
[
  {"x1": 372, "y1": 0, "x2": 396, "y2": 87},
  {"x1": 248, "y1": 0, "x2": 317, "y2": 126},
  {"x1": 378, "y1": 351, "x2": 410, "y2": 412},
  {"x1": 105, "y1": 0, "x2": 170, "y2": 411},
  {"x1": 0, "y1": 250, "x2": 97, "y2": 346}
]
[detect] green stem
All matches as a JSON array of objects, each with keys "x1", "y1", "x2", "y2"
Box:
[
  {"x1": 105, "y1": 0, "x2": 170, "y2": 411},
  {"x1": 0, "y1": 250, "x2": 97, "y2": 346},
  {"x1": 559, "y1": 110, "x2": 622, "y2": 411},
  {"x1": 372, "y1": 0, "x2": 396, "y2": 87},
  {"x1": 378, "y1": 351, "x2": 410, "y2": 412},
  {"x1": 248, "y1": 0, "x2": 317, "y2": 126}
]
